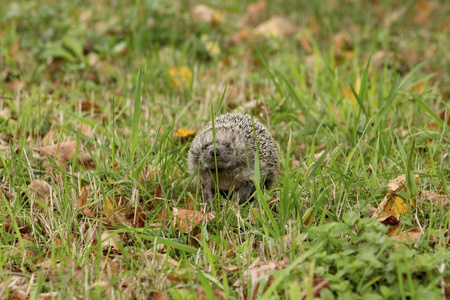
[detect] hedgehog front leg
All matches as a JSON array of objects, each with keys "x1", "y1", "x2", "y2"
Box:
[
  {"x1": 235, "y1": 180, "x2": 255, "y2": 204},
  {"x1": 199, "y1": 174, "x2": 214, "y2": 201}
]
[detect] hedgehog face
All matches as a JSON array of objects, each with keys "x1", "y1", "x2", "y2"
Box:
[{"x1": 194, "y1": 128, "x2": 247, "y2": 171}]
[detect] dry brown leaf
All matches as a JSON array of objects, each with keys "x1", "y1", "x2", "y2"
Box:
[
  {"x1": 28, "y1": 180, "x2": 53, "y2": 210},
  {"x1": 377, "y1": 215, "x2": 400, "y2": 227},
  {"x1": 91, "y1": 281, "x2": 110, "y2": 296},
  {"x1": 38, "y1": 292, "x2": 59, "y2": 300},
  {"x1": 172, "y1": 208, "x2": 215, "y2": 234},
  {"x1": 391, "y1": 228, "x2": 423, "y2": 246},
  {"x1": 242, "y1": 1, "x2": 266, "y2": 26},
  {"x1": 9, "y1": 39, "x2": 20, "y2": 58},
  {"x1": 413, "y1": 0, "x2": 438, "y2": 24},
  {"x1": 100, "y1": 256, "x2": 126, "y2": 277},
  {"x1": 191, "y1": 5, "x2": 223, "y2": 26},
  {"x1": 440, "y1": 111, "x2": 450, "y2": 125},
  {"x1": 41, "y1": 126, "x2": 55, "y2": 146},
  {"x1": 419, "y1": 190, "x2": 450, "y2": 207},
  {"x1": 8, "y1": 289, "x2": 28, "y2": 300},
  {"x1": 34, "y1": 140, "x2": 95, "y2": 168},
  {"x1": 169, "y1": 66, "x2": 192, "y2": 90},
  {"x1": 76, "y1": 185, "x2": 94, "y2": 217},
  {"x1": 300, "y1": 36, "x2": 313, "y2": 54},
  {"x1": 142, "y1": 251, "x2": 179, "y2": 268},
  {"x1": 388, "y1": 174, "x2": 418, "y2": 192},
  {"x1": 249, "y1": 207, "x2": 259, "y2": 225},
  {"x1": 0, "y1": 214, "x2": 13, "y2": 231},
  {"x1": 37, "y1": 258, "x2": 83, "y2": 283},
  {"x1": 443, "y1": 277, "x2": 450, "y2": 299},
  {"x1": 253, "y1": 16, "x2": 299, "y2": 39},
  {"x1": 197, "y1": 288, "x2": 226, "y2": 300},
  {"x1": 300, "y1": 275, "x2": 331, "y2": 300},
  {"x1": 103, "y1": 197, "x2": 115, "y2": 221},
  {"x1": 173, "y1": 128, "x2": 196, "y2": 142},
  {"x1": 101, "y1": 231, "x2": 121, "y2": 254},
  {"x1": 149, "y1": 185, "x2": 170, "y2": 226},
  {"x1": 222, "y1": 265, "x2": 240, "y2": 272},
  {"x1": 233, "y1": 260, "x2": 287, "y2": 287},
  {"x1": 72, "y1": 101, "x2": 101, "y2": 113},
  {"x1": 148, "y1": 291, "x2": 170, "y2": 300},
  {"x1": 81, "y1": 123, "x2": 92, "y2": 137}
]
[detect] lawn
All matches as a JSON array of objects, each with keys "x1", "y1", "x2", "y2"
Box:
[{"x1": 0, "y1": 0, "x2": 449, "y2": 299}]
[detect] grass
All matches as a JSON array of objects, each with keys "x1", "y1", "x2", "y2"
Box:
[{"x1": 1, "y1": 0, "x2": 449, "y2": 299}]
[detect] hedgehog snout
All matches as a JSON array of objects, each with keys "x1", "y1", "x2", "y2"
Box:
[{"x1": 209, "y1": 149, "x2": 221, "y2": 157}]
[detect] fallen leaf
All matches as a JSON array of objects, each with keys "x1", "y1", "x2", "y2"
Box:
[
  {"x1": 333, "y1": 31, "x2": 354, "y2": 63},
  {"x1": 253, "y1": 16, "x2": 299, "y2": 39},
  {"x1": 76, "y1": 185, "x2": 94, "y2": 217},
  {"x1": 413, "y1": 0, "x2": 438, "y2": 24},
  {"x1": 233, "y1": 259, "x2": 287, "y2": 287},
  {"x1": 91, "y1": 281, "x2": 110, "y2": 296},
  {"x1": 197, "y1": 288, "x2": 226, "y2": 300},
  {"x1": 28, "y1": 180, "x2": 53, "y2": 210},
  {"x1": 419, "y1": 190, "x2": 450, "y2": 207},
  {"x1": 391, "y1": 228, "x2": 423, "y2": 246},
  {"x1": 191, "y1": 5, "x2": 223, "y2": 26},
  {"x1": 149, "y1": 185, "x2": 169, "y2": 226},
  {"x1": 300, "y1": 36, "x2": 313, "y2": 54},
  {"x1": 103, "y1": 197, "x2": 115, "y2": 221},
  {"x1": 249, "y1": 207, "x2": 259, "y2": 225},
  {"x1": 41, "y1": 126, "x2": 55, "y2": 146},
  {"x1": 222, "y1": 265, "x2": 240, "y2": 272},
  {"x1": 173, "y1": 128, "x2": 196, "y2": 142},
  {"x1": 443, "y1": 277, "x2": 450, "y2": 299},
  {"x1": 100, "y1": 256, "x2": 126, "y2": 277},
  {"x1": 300, "y1": 275, "x2": 330, "y2": 300},
  {"x1": 202, "y1": 37, "x2": 221, "y2": 57},
  {"x1": 38, "y1": 292, "x2": 59, "y2": 300},
  {"x1": 37, "y1": 258, "x2": 83, "y2": 283},
  {"x1": 142, "y1": 251, "x2": 179, "y2": 268},
  {"x1": 169, "y1": 66, "x2": 192, "y2": 90},
  {"x1": 388, "y1": 174, "x2": 418, "y2": 192},
  {"x1": 342, "y1": 76, "x2": 360, "y2": 101},
  {"x1": 383, "y1": 193, "x2": 414, "y2": 218},
  {"x1": 0, "y1": 214, "x2": 13, "y2": 231},
  {"x1": 72, "y1": 101, "x2": 101, "y2": 113},
  {"x1": 34, "y1": 140, "x2": 94, "y2": 167},
  {"x1": 101, "y1": 231, "x2": 121, "y2": 254},
  {"x1": 8, "y1": 290, "x2": 28, "y2": 300},
  {"x1": 439, "y1": 111, "x2": 450, "y2": 125},
  {"x1": 9, "y1": 39, "x2": 20, "y2": 58},
  {"x1": 242, "y1": 1, "x2": 266, "y2": 26},
  {"x1": 411, "y1": 80, "x2": 425, "y2": 93},
  {"x1": 172, "y1": 208, "x2": 215, "y2": 234},
  {"x1": 377, "y1": 215, "x2": 400, "y2": 227},
  {"x1": 148, "y1": 291, "x2": 170, "y2": 300}
]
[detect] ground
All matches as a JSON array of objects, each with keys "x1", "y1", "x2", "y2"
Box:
[{"x1": 0, "y1": 0, "x2": 449, "y2": 299}]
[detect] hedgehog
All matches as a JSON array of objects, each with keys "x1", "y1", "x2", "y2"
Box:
[{"x1": 188, "y1": 112, "x2": 278, "y2": 203}]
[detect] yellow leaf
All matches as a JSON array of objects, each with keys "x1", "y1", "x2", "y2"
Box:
[
  {"x1": 383, "y1": 192, "x2": 415, "y2": 218},
  {"x1": 411, "y1": 80, "x2": 425, "y2": 93},
  {"x1": 342, "y1": 75, "x2": 360, "y2": 101},
  {"x1": 103, "y1": 197, "x2": 115, "y2": 221},
  {"x1": 253, "y1": 16, "x2": 299, "y2": 39},
  {"x1": 169, "y1": 66, "x2": 192, "y2": 90},
  {"x1": 173, "y1": 128, "x2": 196, "y2": 142},
  {"x1": 204, "y1": 40, "x2": 221, "y2": 56}
]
